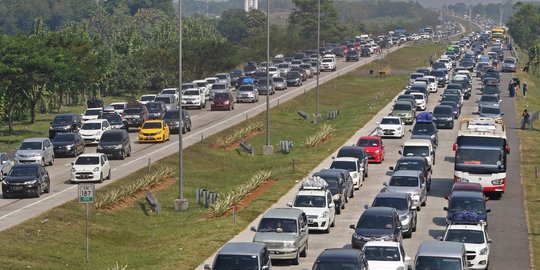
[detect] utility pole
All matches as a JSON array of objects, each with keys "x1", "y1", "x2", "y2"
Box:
[
  {"x1": 263, "y1": 0, "x2": 273, "y2": 156},
  {"x1": 314, "y1": 0, "x2": 321, "y2": 123}
]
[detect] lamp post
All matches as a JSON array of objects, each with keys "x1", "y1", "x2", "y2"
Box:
[
  {"x1": 314, "y1": 0, "x2": 321, "y2": 123},
  {"x1": 263, "y1": 0, "x2": 274, "y2": 155},
  {"x1": 174, "y1": 0, "x2": 188, "y2": 211}
]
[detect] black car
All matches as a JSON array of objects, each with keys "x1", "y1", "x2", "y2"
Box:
[
  {"x1": 102, "y1": 112, "x2": 125, "y2": 130},
  {"x1": 312, "y1": 170, "x2": 349, "y2": 214},
  {"x1": 446, "y1": 83, "x2": 464, "y2": 97},
  {"x1": 411, "y1": 121, "x2": 438, "y2": 147},
  {"x1": 370, "y1": 192, "x2": 418, "y2": 238},
  {"x1": 286, "y1": 71, "x2": 302, "y2": 86},
  {"x1": 123, "y1": 104, "x2": 149, "y2": 130},
  {"x1": 416, "y1": 68, "x2": 431, "y2": 76},
  {"x1": 444, "y1": 190, "x2": 490, "y2": 225},
  {"x1": 440, "y1": 101, "x2": 461, "y2": 119},
  {"x1": 433, "y1": 105, "x2": 454, "y2": 129},
  {"x1": 145, "y1": 101, "x2": 167, "y2": 120},
  {"x1": 335, "y1": 146, "x2": 369, "y2": 178},
  {"x1": 360, "y1": 48, "x2": 371, "y2": 57},
  {"x1": 346, "y1": 50, "x2": 360, "y2": 62},
  {"x1": 52, "y1": 133, "x2": 85, "y2": 157},
  {"x1": 312, "y1": 248, "x2": 368, "y2": 270},
  {"x1": 229, "y1": 70, "x2": 243, "y2": 87},
  {"x1": 389, "y1": 156, "x2": 432, "y2": 190},
  {"x1": 163, "y1": 109, "x2": 191, "y2": 134},
  {"x1": 349, "y1": 207, "x2": 402, "y2": 249},
  {"x1": 451, "y1": 78, "x2": 471, "y2": 99},
  {"x1": 2, "y1": 164, "x2": 50, "y2": 198},
  {"x1": 482, "y1": 84, "x2": 500, "y2": 99},
  {"x1": 430, "y1": 70, "x2": 447, "y2": 86},
  {"x1": 97, "y1": 130, "x2": 131, "y2": 160},
  {"x1": 48, "y1": 113, "x2": 82, "y2": 139}
]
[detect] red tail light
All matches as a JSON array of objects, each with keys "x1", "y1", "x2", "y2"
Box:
[
  {"x1": 505, "y1": 145, "x2": 510, "y2": 154},
  {"x1": 452, "y1": 143, "x2": 457, "y2": 151}
]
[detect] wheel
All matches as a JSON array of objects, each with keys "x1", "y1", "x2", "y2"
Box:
[
  {"x1": 335, "y1": 205, "x2": 341, "y2": 215},
  {"x1": 127, "y1": 146, "x2": 131, "y2": 157},
  {"x1": 107, "y1": 169, "x2": 111, "y2": 180},
  {"x1": 300, "y1": 243, "x2": 307, "y2": 257},
  {"x1": 99, "y1": 173, "x2": 104, "y2": 183},
  {"x1": 404, "y1": 229, "x2": 412, "y2": 238},
  {"x1": 50, "y1": 156, "x2": 54, "y2": 166},
  {"x1": 341, "y1": 200, "x2": 345, "y2": 209},
  {"x1": 350, "y1": 190, "x2": 354, "y2": 198},
  {"x1": 330, "y1": 218, "x2": 335, "y2": 227},
  {"x1": 291, "y1": 252, "x2": 300, "y2": 265},
  {"x1": 40, "y1": 159, "x2": 45, "y2": 167},
  {"x1": 421, "y1": 199, "x2": 427, "y2": 206},
  {"x1": 44, "y1": 182, "x2": 50, "y2": 193},
  {"x1": 120, "y1": 150, "x2": 126, "y2": 160},
  {"x1": 35, "y1": 187, "x2": 41, "y2": 198},
  {"x1": 0, "y1": 172, "x2": 3, "y2": 181},
  {"x1": 412, "y1": 217, "x2": 417, "y2": 232},
  {"x1": 187, "y1": 124, "x2": 191, "y2": 132},
  {"x1": 232, "y1": 104, "x2": 235, "y2": 110},
  {"x1": 3, "y1": 193, "x2": 10, "y2": 199},
  {"x1": 203, "y1": 102, "x2": 206, "y2": 108},
  {"x1": 182, "y1": 126, "x2": 186, "y2": 134}
]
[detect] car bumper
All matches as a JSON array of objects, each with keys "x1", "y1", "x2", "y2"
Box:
[
  {"x1": 482, "y1": 185, "x2": 505, "y2": 193},
  {"x1": 211, "y1": 104, "x2": 231, "y2": 110},
  {"x1": 2, "y1": 183, "x2": 40, "y2": 196},
  {"x1": 138, "y1": 135, "x2": 165, "y2": 142},
  {"x1": 49, "y1": 130, "x2": 72, "y2": 139},
  {"x1": 182, "y1": 101, "x2": 203, "y2": 107},
  {"x1": 14, "y1": 157, "x2": 42, "y2": 164},
  {"x1": 467, "y1": 253, "x2": 489, "y2": 269},
  {"x1": 435, "y1": 120, "x2": 454, "y2": 128},
  {"x1": 97, "y1": 148, "x2": 123, "y2": 158},
  {"x1": 123, "y1": 119, "x2": 143, "y2": 128},
  {"x1": 367, "y1": 153, "x2": 383, "y2": 163},
  {"x1": 307, "y1": 216, "x2": 331, "y2": 231},
  {"x1": 81, "y1": 136, "x2": 100, "y2": 145},
  {"x1": 379, "y1": 129, "x2": 402, "y2": 137},
  {"x1": 268, "y1": 248, "x2": 299, "y2": 259},
  {"x1": 237, "y1": 97, "x2": 256, "y2": 102},
  {"x1": 54, "y1": 147, "x2": 77, "y2": 156},
  {"x1": 71, "y1": 171, "x2": 100, "y2": 182}
]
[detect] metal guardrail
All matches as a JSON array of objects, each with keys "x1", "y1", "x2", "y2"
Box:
[
  {"x1": 196, "y1": 188, "x2": 218, "y2": 208},
  {"x1": 145, "y1": 191, "x2": 161, "y2": 215},
  {"x1": 524, "y1": 110, "x2": 539, "y2": 130}
]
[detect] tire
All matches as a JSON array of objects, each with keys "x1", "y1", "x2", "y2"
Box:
[
  {"x1": 182, "y1": 126, "x2": 186, "y2": 134},
  {"x1": 107, "y1": 169, "x2": 111, "y2": 180},
  {"x1": 0, "y1": 172, "x2": 3, "y2": 181},
  {"x1": 404, "y1": 229, "x2": 413, "y2": 238},
  {"x1": 3, "y1": 193, "x2": 11, "y2": 199},
  {"x1": 335, "y1": 205, "x2": 341, "y2": 215},
  {"x1": 50, "y1": 156, "x2": 54, "y2": 166},
  {"x1": 421, "y1": 199, "x2": 427, "y2": 206},
  {"x1": 187, "y1": 124, "x2": 191, "y2": 132},
  {"x1": 120, "y1": 150, "x2": 126, "y2": 160},
  {"x1": 350, "y1": 190, "x2": 354, "y2": 198},
  {"x1": 127, "y1": 146, "x2": 131, "y2": 157},
  {"x1": 40, "y1": 159, "x2": 45, "y2": 167},
  {"x1": 203, "y1": 102, "x2": 206, "y2": 108},
  {"x1": 35, "y1": 187, "x2": 41, "y2": 198},
  {"x1": 291, "y1": 252, "x2": 300, "y2": 265},
  {"x1": 44, "y1": 182, "x2": 50, "y2": 193},
  {"x1": 341, "y1": 200, "x2": 345, "y2": 209},
  {"x1": 99, "y1": 173, "x2": 104, "y2": 183},
  {"x1": 412, "y1": 217, "x2": 417, "y2": 232},
  {"x1": 300, "y1": 243, "x2": 307, "y2": 257}
]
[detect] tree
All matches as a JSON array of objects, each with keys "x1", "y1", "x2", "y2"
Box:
[{"x1": 288, "y1": 0, "x2": 349, "y2": 44}]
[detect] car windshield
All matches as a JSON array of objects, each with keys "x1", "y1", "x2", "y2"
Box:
[
  {"x1": 415, "y1": 257, "x2": 461, "y2": 270},
  {"x1": 412, "y1": 124, "x2": 435, "y2": 134},
  {"x1": 103, "y1": 114, "x2": 122, "y2": 124},
  {"x1": 206, "y1": 79, "x2": 217, "y2": 84},
  {"x1": 314, "y1": 261, "x2": 363, "y2": 270},
  {"x1": 294, "y1": 195, "x2": 326, "y2": 208},
  {"x1": 238, "y1": 86, "x2": 254, "y2": 91},
  {"x1": 146, "y1": 103, "x2": 163, "y2": 112},
  {"x1": 357, "y1": 214, "x2": 394, "y2": 229},
  {"x1": 273, "y1": 77, "x2": 285, "y2": 83},
  {"x1": 441, "y1": 102, "x2": 457, "y2": 108},
  {"x1": 277, "y1": 64, "x2": 289, "y2": 68},
  {"x1": 52, "y1": 115, "x2": 73, "y2": 124},
  {"x1": 111, "y1": 104, "x2": 125, "y2": 110},
  {"x1": 155, "y1": 97, "x2": 172, "y2": 104},
  {"x1": 124, "y1": 108, "x2": 141, "y2": 114},
  {"x1": 182, "y1": 84, "x2": 195, "y2": 90},
  {"x1": 161, "y1": 90, "x2": 176, "y2": 95},
  {"x1": 84, "y1": 110, "x2": 101, "y2": 116},
  {"x1": 357, "y1": 139, "x2": 379, "y2": 147},
  {"x1": 214, "y1": 93, "x2": 229, "y2": 99},
  {"x1": 504, "y1": 59, "x2": 515, "y2": 64},
  {"x1": 449, "y1": 198, "x2": 485, "y2": 213},
  {"x1": 195, "y1": 82, "x2": 206, "y2": 87},
  {"x1": 389, "y1": 176, "x2": 419, "y2": 187},
  {"x1": 381, "y1": 118, "x2": 401, "y2": 125},
  {"x1": 364, "y1": 246, "x2": 401, "y2": 261},
  {"x1": 186, "y1": 90, "x2": 202, "y2": 96},
  {"x1": 322, "y1": 59, "x2": 333, "y2": 63},
  {"x1": 412, "y1": 94, "x2": 424, "y2": 100},
  {"x1": 372, "y1": 197, "x2": 408, "y2": 210},
  {"x1": 163, "y1": 111, "x2": 180, "y2": 120},
  {"x1": 53, "y1": 134, "x2": 76, "y2": 142},
  {"x1": 9, "y1": 167, "x2": 38, "y2": 177},
  {"x1": 140, "y1": 96, "x2": 155, "y2": 101},
  {"x1": 75, "y1": 156, "x2": 100, "y2": 165},
  {"x1": 480, "y1": 96, "x2": 498, "y2": 102},
  {"x1": 403, "y1": 146, "x2": 430, "y2": 157},
  {"x1": 337, "y1": 148, "x2": 365, "y2": 159},
  {"x1": 100, "y1": 132, "x2": 123, "y2": 142},
  {"x1": 330, "y1": 161, "x2": 357, "y2": 172},
  {"x1": 82, "y1": 122, "x2": 102, "y2": 130},
  {"x1": 257, "y1": 218, "x2": 297, "y2": 233},
  {"x1": 212, "y1": 84, "x2": 226, "y2": 90},
  {"x1": 142, "y1": 122, "x2": 162, "y2": 129},
  {"x1": 395, "y1": 160, "x2": 423, "y2": 171},
  {"x1": 393, "y1": 104, "x2": 411, "y2": 111},
  {"x1": 480, "y1": 106, "x2": 501, "y2": 114},
  {"x1": 445, "y1": 229, "x2": 485, "y2": 244},
  {"x1": 434, "y1": 107, "x2": 452, "y2": 115},
  {"x1": 213, "y1": 255, "x2": 259, "y2": 270}
]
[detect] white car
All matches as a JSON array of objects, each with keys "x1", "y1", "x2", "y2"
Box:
[
  {"x1": 320, "y1": 58, "x2": 336, "y2": 71},
  {"x1": 411, "y1": 92, "x2": 427, "y2": 111},
  {"x1": 79, "y1": 119, "x2": 111, "y2": 145},
  {"x1": 330, "y1": 157, "x2": 364, "y2": 189},
  {"x1": 443, "y1": 223, "x2": 491, "y2": 269},
  {"x1": 70, "y1": 153, "x2": 111, "y2": 183},
  {"x1": 401, "y1": 139, "x2": 435, "y2": 165},
  {"x1": 160, "y1": 88, "x2": 179, "y2": 100},
  {"x1": 109, "y1": 102, "x2": 128, "y2": 115},
  {"x1": 424, "y1": 75, "x2": 438, "y2": 92},
  {"x1": 267, "y1": 66, "x2": 279, "y2": 77},
  {"x1": 287, "y1": 177, "x2": 336, "y2": 232},
  {"x1": 139, "y1": 94, "x2": 156, "y2": 105},
  {"x1": 81, "y1": 108, "x2": 103, "y2": 122},
  {"x1": 192, "y1": 80, "x2": 209, "y2": 97},
  {"x1": 204, "y1": 77, "x2": 220, "y2": 90},
  {"x1": 363, "y1": 241, "x2": 412, "y2": 270},
  {"x1": 377, "y1": 116, "x2": 405, "y2": 138},
  {"x1": 181, "y1": 88, "x2": 206, "y2": 109}
]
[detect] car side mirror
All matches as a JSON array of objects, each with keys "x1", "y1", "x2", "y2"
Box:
[
  {"x1": 70, "y1": 162, "x2": 74, "y2": 166},
  {"x1": 328, "y1": 202, "x2": 335, "y2": 209},
  {"x1": 437, "y1": 236, "x2": 444, "y2": 241},
  {"x1": 250, "y1": 226, "x2": 257, "y2": 232},
  {"x1": 398, "y1": 150, "x2": 402, "y2": 155},
  {"x1": 501, "y1": 112, "x2": 504, "y2": 115},
  {"x1": 364, "y1": 204, "x2": 370, "y2": 210},
  {"x1": 486, "y1": 209, "x2": 491, "y2": 213},
  {"x1": 262, "y1": 266, "x2": 270, "y2": 270},
  {"x1": 383, "y1": 182, "x2": 388, "y2": 186},
  {"x1": 204, "y1": 264, "x2": 212, "y2": 270},
  {"x1": 411, "y1": 205, "x2": 417, "y2": 210},
  {"x1": 389, "y1": 166, "x2": 394, "y2": 171},
  {"x1": 286, "y1": 202, "x2": 292, "y2": 207},
  {"x1": 300, "y1": 227, "x2": 307, "y2": 233},
  {"x1": 488, "y1": 239, "x2": 493, "y2": 243},
  {"x1": 443, "y1": 207, "x2": 448, "y2": 211},
  {"x1": 349, "y1": 224, "x2": 356, "y2": 230},
  {"x1": 376, "y1": 122, "x2": 380, "y2": 125}
]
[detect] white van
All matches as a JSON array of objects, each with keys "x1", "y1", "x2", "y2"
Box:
[{"x1": 415, "y1": 241, "x2": 468, "y2": 270}]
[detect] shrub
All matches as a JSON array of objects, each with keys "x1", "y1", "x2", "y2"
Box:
[
  {"x1": 215, "y1": 121, "x2": 263, "y2": 148},
  {"x1": 304, "y1": 124, "x2": 335, "y2": 147}
]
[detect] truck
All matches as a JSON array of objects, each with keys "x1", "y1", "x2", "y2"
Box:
[{"x1": 453, "y1": 117, "x2": 509, "y2": 199}]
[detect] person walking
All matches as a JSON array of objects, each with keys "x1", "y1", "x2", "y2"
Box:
[
  {"x1": 523, "y1": 82, "x2": 528, "y2": 97},
  {"x1": 522, "y1": 109, "x2": 531, "y2": 129},
  {"x1": 509, "y1": 81, "x2": 515, "y2": 97}
]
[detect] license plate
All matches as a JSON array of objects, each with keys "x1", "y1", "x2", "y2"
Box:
[
  {"x1": 270, "y1": 251, "x2": 279, "y2": 254},
  {"x1": 495, "y1": 188, "x2": 503, "y2": 191},
  {"x1": 146, "y1": 137, "x2": 154, "y2": 140},
  {"x1": 11, "y1": 186, "x2": 22, "y2": 190}
]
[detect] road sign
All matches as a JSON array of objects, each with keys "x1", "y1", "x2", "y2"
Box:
[{"x1": 78, "y1": 184, "x2": 95, "y2": 204}]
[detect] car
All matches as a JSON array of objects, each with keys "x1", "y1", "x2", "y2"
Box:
[
  {"x1": 257, "y1": 78, "x2": 275, "y2": 95},
  {"x1": 193, "y1": 80, "x2": 210, "y2": 96},
  {"x1": 52, "y1": 133, "x2": 85, "y2": 157},
  {"x1": 377, "y1": 116, "x2": 405, "y2": 138},
  {"x1": 209, "y1": 82, "x2": 228, "y2": 101},
  {"x1": 210, "y1": 91, "x2": 235, "y2": 111},
  {"x1": 396, "y1": 94, "x2": 417, "y2": 110},
  {"x1": 299, "y1": 64, "x2": 314, "y2": 78},
  {"x1": 410, "y1": 92, "x2": 427, "y2": 111},
  {"x1": 81, "y1": 107, "x2": 103, "y2": 122},
  {"x1": 409, "y1": 73, "x2": 425, "y2": 85},
  {"x1": 312, "y1": 248, "x2": 369, "y2": 270},
  {"x1": 214, "y1": 73, "x2": 232, "y2": 89},
  {"x1": 237, "y1": 84, "x2": 260, "y2": 103},
  {"x1": 79, "y1": 119, "x2": 111, "y2": 145},
  {"x1": 433, "y1": 105, "x2": 455, "y2": 129},
  {"x1": 154, "y1": 94, "x2": 179, "y2": 111},
  {"x1": 452, "y1": 76, "x2": 472, "y2": 99},
  {"x1": 444, "y1": 190, "x2": 491, "y2": 225},
  {"x1": 0, "y1": 153, "x2": 14, "y2": 180},
  {"x1": 349, "y1": 207, "x2": 403, "y2": 249},
  {"x1": 15, "y1": 138, "x2": 55, "y2": 166},
  {"x1": 424, "y1": 75, "x2": 438, "y2": 92},
  {"x1": 145, "y1": 101, "x2": 167, "y2": 120},
  {"x1": 440, "y1": 100, "x2": 461, "y2": 119},
  {"x1": 330, "y1": 157, "x2": 364, "y2": 189},
  {"x1": 313, "y1": 169, "x2": 354, "y2": 213},
  {"x1": 346, "y1": 50, "x2": 360, "y2": 61},
  {"x1": 356, "y1": 136, "x2": 385, "y2": 163},
  {"x1": 272, "y1": 76, "x2": 287, "y2": 90},
  {"x1": 479, "y1": 106, "x2": 503, "y2": 118},
  {"x1": 430, "y1": 69, "x2": 447, "y2": 86},
  {"x1": 70, "y1": 153, "x2": 111, "y2": 184},
  {"x1": 138, "y1": 94, "x2": 156, "y2": 105},
  {"x1": 411, "y1": 113, "x2": 439, "y2": 145},
  {"x1": 287, "y1": 177, "x2": 336, "y2": 232},
  {"x1": 442, "y1": 223, "x2": 491, "y2": 270},
  {"x1": 181, "y1": 88, "x2": 206, "y2": 109},
  {"x1": 383, "y1": 170, "x2": 428, "y2": 210},
  {"x1": 335, "y1": 146, "x2": 369, "y2": 179},
  {"x1": 204, "y1": 242, "x2": 271, "y2": 270},
  {"x1": 360, "y1": 47, "x2": 371, "y2": 57},
  {"x1": 48, "y1": 113, "x2": 82, "y2": 139},
  {"x1": 415, "y1": 241, "x2": 468, "y2": 270},
  {"x1": 123, "y1": 104, "x2": 149, "y2": 130},
  {"x1": 289, "y1": 66, "x2": 307, "y2": 81},
  {"x1": 389, "y1": 156, "x2": 432, "y2": 190},
  {"x1": 109, "y1": 102, "x2": 128, "y2": 115},
  {"x1": 97, "y1": 130, "x2": 131, "y2": 160},
  {"x1": 204, "y1": 77, "x2": 220, "y2": 90},
  {"x1": 481, "y1": 84, "x2": 500, "y2": 99},
  {"x1": 2, "y1": 164, "x2": 50, "y2": 198},
  {"x1": 138, "y1": 120, "x2": 170, "y2": 143},
  {"x1": 400, "y1": 139, "x2": 435, "y2": 165},
  {"x1": 501, "y1": 57, "x2": 517, "y2": 72},
  {"x1": 162, "y1": 109, "x2": 191, "y2": 134},
  {"x1": 363, "y1": 241, "x2": 412, "y2": 270},
  {"x1": 320, "y1": 58, "x2": 336, "y2": 71},
  {"x1": 251, "y1": 208, "x2": 309, "y2": 265},
  {"x1": 441, "y1": 94, "x2": 462, "y2": 109},
  {"x1": 477, "y1": 95, "x2": 500, "y2": 112},
  {"x1": 369, "y1": 192, "x2": 418, "y2": 238},
  {"x1": 102, "y1": 112, "x2": 126, "y2": 130},
  {"x1": 390, "y1": 101, "x2": 415, "y2": 125}
]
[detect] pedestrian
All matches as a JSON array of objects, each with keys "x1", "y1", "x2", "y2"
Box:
[
  {"x1": 521, "y1": 109, "x2": 531, "y2": 129},
  {"x1": 508, "y1": 81, "x2": 515, "y2": 97},
  {"x1": 429, "y1": 55, "x2": 434, "y2": 66},
  {"x1": 523, "y1": 82, "x2": 528, "y2": 97}
]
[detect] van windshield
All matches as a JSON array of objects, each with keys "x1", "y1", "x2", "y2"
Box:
[
  {"x1": 364, "y1": 246, "x2": 400, "y2": 261},
  {"x1": 294, "y1": 195, "x2": 326, "y2": 208},
  {"x1": 330, "y1": 161, "x2": 357, "y2": 172},
  {"x1": 389, "y1": 176, "x2": 419, "y2": 187},
  {"x1": 415, "y1": 257, "x2": 461, "y2": 270},
  {"x1": 213, "y1": 254, "x2": 259, "y2": 270},
  {"x1": 449, "y1": 198, "x2": 485, "y2": 213},
  {"x1": 403, "y1": 146, "x2": 430, "y2": 157},
  {"x1": 257, "y1": 218, "x2": 297, "y2": 233},
  {"x1": 357, "y1": 215, "x2": 393, "y2": 229}
]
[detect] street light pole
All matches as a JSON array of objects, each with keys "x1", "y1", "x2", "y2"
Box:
[
  {"x1": 314, "y1": 0, "x2": 321, "y2": 123},
  {"x1": 263, "y1": 0, "x2": 274, "y2": 156},
  {"x1": 174, "y1": 0, "x2": 188, "y2": 211}
]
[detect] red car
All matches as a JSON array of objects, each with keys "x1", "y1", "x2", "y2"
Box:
[
  {"x1": 356, "y1": 136, "x2": 385, "y2": 163},
  {"x1": 211, "y1": 91, "x2": 235, "y2": 111}
]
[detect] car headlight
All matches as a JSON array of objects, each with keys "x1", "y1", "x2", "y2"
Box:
[
  {"x1": 71, "y1": 167, "x2": 76, "y2": 173},
  {"x1": 23, "y1": 179, "x2": 37, "y2": 185},
  {"x1": 156, "y1": 131, "x2": 162, "y2": 135},
  {"x1": 1, "y1": 180, "x2": 8, "y2": 185},
  {"x1": 491, "y1": 179, "x2": 504, "y2": 185},
  {"x1": 320, "y1": 211, "x2": 328, "y2": 218},
  {"x1": 352, "y1": 172, "x2": 359, "y2": 179},
  {"x1": 93, "y1": 167, "x2": 100, "y2": 172},
  {"x1": 375, "y1": 150, "x2": 380, "y2": 154},
  {"x1": 284, "y1": 242, "x2": 296, "y2": 248},
  {"x1": 114, "y1": 145, "x2": 123, "y2": 150},
  {"x1": 352, "y1": 233, "x2": 362, "y2": 240},
  {"x1": 396, "y1": 126, "x2": 402, "y2": 130},
  {"x1": 456, "y1": 177, "x2": 469, "y2": 183},
  {"x1": 381, "y1": 235, "x2": 394, "y2": 241},
  {"x1": 479, "y1": 247, "x2": 488, "y2": 255},
  {"x1": 400, "y1": 214, "x2": 409, "y2": 221},
  {"x1": 49, "y1": 126, "x2": 54, "y2": 130}
]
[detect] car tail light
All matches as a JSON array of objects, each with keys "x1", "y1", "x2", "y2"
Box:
[
  {"x1": 505, "y1": 145, "x2": 510, "y2": 154},
  {"x1": 453, "y1": 143, "x2": 457, "y2": 151}
]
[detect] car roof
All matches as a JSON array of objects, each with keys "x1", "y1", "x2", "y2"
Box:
[
  {"x1": 396, "y1": 156, "x2": 426, "y2": 162},
  {"x1": 363, "y1": 241, "x2": 400, "y2": 248},
  {"x1": 450, "y1": 190, "x2": 485, "y2": 199},
  {"x1": 317, "y1": 248, "x2": 364, "y2": 261},
  {"x1": 332, "y1": 157, "x2": 358, "y2": 162},
  {"x1": 391, "y1": 170, "x2": 422, "y2": 177},
  {"x1": 22, "y1": 138, "x2": 48, "y2": 143},
  {"x1": 84, "y1": 119, "x2": 106, "y2": 124},
  {"x1": 78, "y1": 153, "x2": 104, "y2": 158},
  {"x1": 382, "y1": 116, "x2": 402, "y2": 120},
  {"x1": 359, "y1": 136, "x2": 380, "y2": 140},
  {"x1": 403, "y1": 139, "x2": 432, "y2": 146},
  {"x1": 262, "y1": 208, "x2": 303, "y2": 219},
  {"x1": 374, "y1": 192, "x2": 410, "y2": 200},
  {"x1": 363, "y1": 206, "x2": 396, "y2": 215},
  {"x1": 446, "y1": 223, "x2": 484, "y2": 231},
  {"x1": 417, "y1": 241, "x2": 465, "y2": 257},
  {"x1": 217, "y1": 242, "x2": 266, "y2": 255}
]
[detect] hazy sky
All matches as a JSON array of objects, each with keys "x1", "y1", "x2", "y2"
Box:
[{"x1": 410, "y1": 0, "x2": 508, "y2": 8}]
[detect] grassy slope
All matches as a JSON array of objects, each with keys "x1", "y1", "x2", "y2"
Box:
[{"x1": 0, "y1": 44, "x2": 445, "y2": 270}]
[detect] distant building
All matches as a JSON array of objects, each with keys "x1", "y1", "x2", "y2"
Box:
[{"x1": 244, "y1": 0, "x2": 258, "y2": 11}]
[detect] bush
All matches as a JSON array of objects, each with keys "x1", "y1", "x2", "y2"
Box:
[
  {"x1": 304, "y1": 124, "x2": 335, "y2": 147},
  {"x1": 215, "y1": 121, "x2": 263, "y2": 148}
]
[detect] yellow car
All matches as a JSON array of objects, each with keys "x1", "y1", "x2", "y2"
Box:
[{"x1": 138, "y1": 120, "x2": 170, "y2": 143}]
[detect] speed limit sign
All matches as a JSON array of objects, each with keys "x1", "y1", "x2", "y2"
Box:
[{"x1": 78, "y1": 184, "x2": 95, "y2": 203}]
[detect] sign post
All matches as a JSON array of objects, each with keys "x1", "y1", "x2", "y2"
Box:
[{"x1": 78, "y1": 184, "x2": 95, "y2": 263}]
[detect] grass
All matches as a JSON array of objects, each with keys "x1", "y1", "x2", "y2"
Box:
[
  {"x1": 0, "y1": 96, "x2": 130, "y2": 153},
  {"x1": 513, "y1": 48, "x2": 540, "y2": 268},
  {"x1": 359, "y1": 44, "x2": 447, "y2": 72},
  {"x1": 0, "y1": 44, "x2": 447, "y2": 270}
]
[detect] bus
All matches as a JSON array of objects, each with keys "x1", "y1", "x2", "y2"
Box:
[
  {"x1": 453, "y1": 118, "x2": 510, "y2": 199},
  {"x1": 491, "y1": 27, "x2": 506, "y2": 41}
]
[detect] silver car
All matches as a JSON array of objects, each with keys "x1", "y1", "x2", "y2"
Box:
[
  {"x1": 272, "y1": 77, "x2": 287, "y2": 90},
  {"x1": 477, "y1": 94, "x2": 500, "y2": 112},
  {"x1": 15, "y1": 138, "x2": 55, "y2": 166},
  {"x1": 0, "y1": 153, "x2": 14, "y2": 180},
  {"x1": 383, "y1": 170, "x2": 427, "y2": 210}
]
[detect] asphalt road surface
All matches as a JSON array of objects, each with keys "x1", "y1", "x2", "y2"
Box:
[{"x1": 196, "y1": 48, "x2": 531, "y2": 269}]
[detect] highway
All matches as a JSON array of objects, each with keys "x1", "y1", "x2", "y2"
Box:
[
  {"x1": 196, "y1": 48, "x2": 531, "y2": 269},
  {"x1": 0, "y1": 44, "x2": 404, "y2": 232}
]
